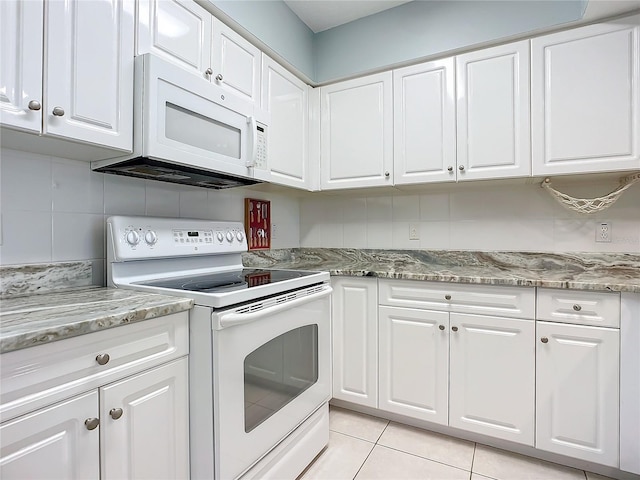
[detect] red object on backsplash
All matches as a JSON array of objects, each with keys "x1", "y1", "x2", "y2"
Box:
[{"x1": 244, "y1": 198, "x2": 271, "y2": 250}]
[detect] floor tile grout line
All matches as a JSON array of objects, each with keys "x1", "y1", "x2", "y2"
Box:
[
  {"x1": 351, "y1": 442, "x2": 377, "y2": 480},
  {"x1": 371, "y1": 443, "x2": 474, "y2": 475}
]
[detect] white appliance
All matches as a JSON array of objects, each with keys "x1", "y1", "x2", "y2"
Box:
[
  {"x1": 93, "y1": 54, "x2": 270, "y2": 189},
  {"x1": 106, "y1": 216, "x2": 331, "y2": 480}
]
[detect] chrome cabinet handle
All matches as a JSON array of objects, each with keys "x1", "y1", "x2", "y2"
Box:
[
  {"x1": 384, "y1": 171, "x2": 390, "y2": 178},
  {"x1": 96, "y1": 353, "x2": 110, "y2": 365},
  {"x1": 52, "y1": 106, "x2": 65, "y2": 116},
  {"x1": 573, "y1": 304, "x2": 582, "y2": 311},
  {"x1": 215, "y1": 73, "x2": 223, "y2": 82},
  {"x1": 447, "y1": 166, "x2": 453, "y2": 172},
  {"x1": 445, "y1": 294, "x2": 452, "y2": 300},
  {"x1": 458, "y1": 165, "x2": 465, "y2": 171},
  {"x1": 541, "y1": 337, "x2": 549, "y2": 344},
  {"x1": 85, "y1": 418, "x2": 100, "y2": 430},
  {"x1": 110, "y1": 408, "x2": 123, "y2": 420},
  {"x1": 451, "y1": 326, "x2": 458, "y2": 332},
  {"x1": 205, "y1": 67, "x2": 213, "y2": 76},
  {"x1": 28, "y1": 100, "x2": 41, "y2": 111},
  {"x1": 439, "y1": 324, "x2": 445, "y2": 331}
]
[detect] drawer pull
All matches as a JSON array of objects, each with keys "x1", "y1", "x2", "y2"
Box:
[
  {"x1": 96, "y1": 353, "x2": 110, "y2": 365},
  {"x1": 85, "y1": 418, "x2": 100, "y2": 430},
  {"x1": 451, "y1": 326, "x2": 458, "y2": 332},
  {"x1": 541, "y1": 337, "x2": 549, "y2": 344},
  {"x1": 572, "y1": 304, "x2": 582, "y2": 312},
  {"x1": 445, "y1": 294, "x2": 452, "y2": 300},
  {"x1": 110, "y1": 408, "x2": 124, "y2": 420},
  {"x1": 439, "y1": 324, "x2": 445, "y2": 331}
]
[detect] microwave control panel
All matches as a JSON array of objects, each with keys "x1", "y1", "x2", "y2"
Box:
[{"x1": 255, "y1": 123, "x2": 267, "y2": 170}]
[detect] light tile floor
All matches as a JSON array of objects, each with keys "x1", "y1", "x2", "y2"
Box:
[{"x1": 298, "y1": 406, "x2": 616, "y2": 480}]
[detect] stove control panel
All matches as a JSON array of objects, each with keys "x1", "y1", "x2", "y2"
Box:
[{"x1": 108, "y1": 216, "x2": 248, "y2": 261}]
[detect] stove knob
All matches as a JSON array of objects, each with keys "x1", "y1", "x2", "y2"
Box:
[
  {"x1": 226, "y1": 231, "x2": 234, "y2": 242},
  {"x1": 125, "y1": 230, "x2": 140, "y2": 246},
  {"x1": 144, "y1": 230, "x2": 158, "y2": 246},
  {"x1": 216, "y1": 232, "x2": 224, "y2": 242},
  {"x1": 236, "y1": 231, "x2": 244, "y2": 242}
]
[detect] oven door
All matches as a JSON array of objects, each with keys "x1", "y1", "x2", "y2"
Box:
[{"x1": 212, "y1": 285, "x2": 331, "y2": 480}]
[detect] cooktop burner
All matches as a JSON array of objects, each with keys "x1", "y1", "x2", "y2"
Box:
[{"x1": 136, "y1": 269, "x2": 315, "y2": 294}]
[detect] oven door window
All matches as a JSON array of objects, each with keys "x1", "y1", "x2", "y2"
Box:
[{"x1": 244, "y1": 325, "x2": 318, "y2": 433}]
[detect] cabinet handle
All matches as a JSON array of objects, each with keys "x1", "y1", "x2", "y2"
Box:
[
  {"x1": 573, "y1": 304, "x2": 582, "y2": 311},
  {"x1": 458, "y1": 165, "x2": 465, "y2": 172},
  {"x1": 52, "y1": 106, "x2": 65, "y2": 116},
  {"x1": 439, "y1": 324, "x2": 445, "y2": 331},
  {"x1": 451, "y1": 326, "x2": 458, "y2": 332},
  {"x1": 110, "y1": 408, "x2": 124, "y2": 420},
  {"x1": 85, "y1": 418, "x2": 100, "y2": 430},
  {"x1": 541, "y1": 337, "x2": 549, "y2": 344},
  {"x1": 28, "y1": 100, "x2": 41, "y2": 111},
  {"x1": 205, "y1": 67, "x2": 213, "y2": 76},
  {"x1": 447, "y1": 166, "x2": 453, "y2": 172},
  {"x1": 215, "y1": 73, "x2": 224, "y2": 82},
  {"x1": 95, "y1": 353, "x2": 110, "y2": 365},
  {"x1": 444, "y1": 294, "x2": 451, "y2": 300},
  {"x1": 384, "y1": 171, "x2": 390, "y2": 178}
]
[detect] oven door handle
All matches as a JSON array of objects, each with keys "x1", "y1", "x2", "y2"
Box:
[{"x1": 218, "y1": 286, "x2": 332, "y2": 328}]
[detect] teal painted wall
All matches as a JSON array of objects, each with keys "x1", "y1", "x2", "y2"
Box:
[{"x1": 208, "y1": 0, "x2": 586, "y2": 84}]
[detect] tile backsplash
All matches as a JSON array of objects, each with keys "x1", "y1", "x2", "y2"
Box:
[
  {"x1": 0, "y1": 148, "x2": 301, "y2": 285},
  {"x1": 2, "y1": 147, "x2": 639, "y2": 289}
]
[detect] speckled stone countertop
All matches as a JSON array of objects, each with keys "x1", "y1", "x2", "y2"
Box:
[
  {"x1": 0, "y1": 287, "x2": 193, "y2": 354},
  {"x1": 243, "y1": 249, "x2": 640, "y2": 293}
]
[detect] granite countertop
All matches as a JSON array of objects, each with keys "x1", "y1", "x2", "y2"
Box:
[
  {"x1": 0, "y1": 287, "x2": 193, "y2": 354},
  {"x1": 243, "y1": 249, "x2": 640, "y2": 294}
]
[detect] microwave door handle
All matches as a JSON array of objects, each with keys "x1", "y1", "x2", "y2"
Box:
[
  {"x1": 218, "y1": 286, "x2": 332, "y2": 328},
  {"x1": 246, "y1": 116, "x2": 257, "y2": 168}
]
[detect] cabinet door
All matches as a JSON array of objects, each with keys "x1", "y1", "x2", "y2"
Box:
[
  {"x1": 262, "y1": 55, "x2": 309, "y2": 189},
  {"x1": 449, "y1": 313, "x2": 535, "y2": 446},
  {"x1": 331, "y1": 277, "x2": 378, "y2": 407},
  {"x1": 212, "y1": 18, "x2": 261, "y2": 105},
  {"x1": 45, "y1": 0, "x2": 134, "y2": 150},
  {"x1": 532, "y1": 15, "x2": 640, "y2": 175},
  {"x1": 536, "y1": 321, "x2": 619, "y2": 467},
  {"x1": 0, "y1": 0, "x2": 43, "y2": 133},
  {"x1": 456, "y1": 40, "x2": 531, "y2": 181},
  {"x1": 0, "y1": 391, "x2": 99, "y2": 479},
  {"x1": 137, "y1": 0, "x2": 213, "y2": 79},
  {"x1": 393, "y1": 58, "x2": 456, "y2": 184},
  {"x1": 379, "y1": 306, "x2": 449, "y2": 424},
  {"x1": 321, "y1": 72, "x2": 393, "y2": 190},
  {"x1": 100, "y1": 357, "x2": 189, "y2": 480}
]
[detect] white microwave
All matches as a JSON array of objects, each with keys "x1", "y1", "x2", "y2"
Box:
[{"x1": 92, "y1": 54, "x2": 270, "y2": 189}]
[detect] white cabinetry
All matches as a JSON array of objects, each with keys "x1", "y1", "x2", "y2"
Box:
[
  {"x1": 532, "y1": 15, "x2": 640, "y2": 176},
  {"x1": 262, "y1": 55, "x2": 310, "y2": 189},
  {"x1": 456, "y1": 40, "x2": 531, "y2": 181},
  {"x1": 331, "y1": 277, "x2": 378, "y2": 407},
  {"x1": 320, "y1": 72, "x2": 393, "y2": 190},
  {"x1": 0, "y1": 0, "x2": 134, "y2": 154},
  {"x1": 0, "y1": 313, "x2": 190, "y2": 479},
  {"x1": 393, "y1": 59, "x2": 456, "y2": 185},
  {"x1": 535, "y1": 289, "x2": 620, "y2": 467},
  {"x1": 137, "y1": 0, "x2": 261, "y2": 104}
]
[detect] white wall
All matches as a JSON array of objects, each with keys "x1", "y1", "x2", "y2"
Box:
[
  {"x1": 300, "y1": 181, "x2": 640, "y2": 253},
  {"x1": 0, "y1": 149, "x2": 301, "y2": 284}
]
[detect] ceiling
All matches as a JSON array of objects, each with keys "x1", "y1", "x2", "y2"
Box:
[{"x1": 283, "y1": 0, "x2": 414, "y2": 33}]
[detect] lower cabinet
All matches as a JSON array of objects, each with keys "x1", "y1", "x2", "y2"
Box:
[{"x1": 536, "y1": 321, "x2": 620, "y2": 467}]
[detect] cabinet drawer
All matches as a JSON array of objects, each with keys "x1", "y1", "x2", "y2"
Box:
[
  {"x1": 536, "y1": 288, "x2": 620, "y2": 328},
  {"x1": 0, "y1": 312, "x2": 188, "y2": 422},
  {"x1": 379, "y1": 279, "x2": 535, "y2": 319}
]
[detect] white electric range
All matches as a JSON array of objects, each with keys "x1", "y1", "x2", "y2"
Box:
[{"x1": 107, "y1": 216, "x2": 332, "y2": 480}]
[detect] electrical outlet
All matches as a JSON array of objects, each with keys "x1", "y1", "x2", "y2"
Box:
[
  {"x1": 409, "y1": 223, "x2": 419, "y2": 240},
  {"x1": 596, "y1": 222, "x2": 611, "y2": 243},
  {"x1": 271, "y1": 223, "x2": 277, "y2": 240}
]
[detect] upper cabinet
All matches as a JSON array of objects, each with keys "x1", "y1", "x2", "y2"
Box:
[
  {"x1": 0, "y1": 0, "x2": 134, "y2": 153},
  {"x1": 393, "y1": 59, "x2": 456, "y2": 185},
  {"x1": 456, "y1": 40, "x2": 531, "y2": 181},
  {"x1": 320, "y1": 72, "x2": 393, "y2": 190},
  {"x1": 137, "y1": 0, "x2": 261, "y2": 105},
  {"x1": 261, "y1": 55, "x2": 310, "y2": 189},
  {"x1": 531, "y1": 15, "x2": 640, "y2": 176}
]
